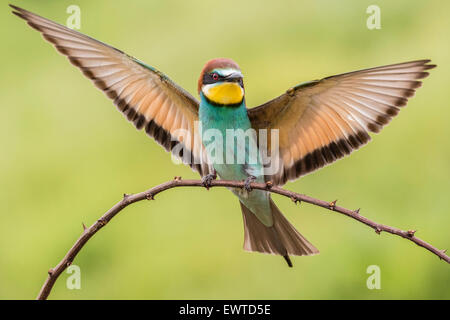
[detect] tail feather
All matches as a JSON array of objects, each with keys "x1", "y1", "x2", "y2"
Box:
[{"x1": 240, "y1": 199, "x2": 318, "y2": 267}]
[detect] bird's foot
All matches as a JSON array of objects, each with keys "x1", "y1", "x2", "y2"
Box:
[
  {"x1": 201, "y1": 170, "x2": 217, "y2": 189},
  {"x1": 244, "y1": 175, "x2": 257, "y2": 192}
]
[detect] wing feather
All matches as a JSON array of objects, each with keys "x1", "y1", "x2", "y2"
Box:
[
  {"x1": 11, "y1": 5, "x2": 211, "y2": 176},
  {"x1": 249, "y1": 60, "x2": 435, "y2": 185}
]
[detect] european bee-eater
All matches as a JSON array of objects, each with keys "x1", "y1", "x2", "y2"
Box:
[{"x1": 11, "y1": 5, "x2": 435, "y2": 267}]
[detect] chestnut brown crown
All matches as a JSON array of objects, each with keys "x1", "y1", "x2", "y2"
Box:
[{"x1": 197, "y1": 58, "x2": 241, "y2": 93}]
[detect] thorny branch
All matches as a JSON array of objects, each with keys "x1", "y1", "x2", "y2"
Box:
[{"x1": 36, "y1": 178, "x2": 449, "y2": 300}]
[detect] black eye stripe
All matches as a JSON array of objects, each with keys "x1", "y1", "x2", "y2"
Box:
[{"x1": 203, "y1": 72, "x2": 220, "y2": 84}]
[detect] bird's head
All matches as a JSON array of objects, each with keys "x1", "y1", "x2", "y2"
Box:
[{"x1": 198, "y1": 58, "x2": 244, "y2": 106}]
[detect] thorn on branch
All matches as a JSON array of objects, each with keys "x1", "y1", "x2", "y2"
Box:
[
  {"x1": 354, "y1": 208, "x2": 361, "y2": 215},
  {"x1": 375, "y1": 227, "x2": 382, "y2": 235},
  {"x1": 122, "y1": 193, "x2": 132, "y2": 205},
  {"x1": 329, "y1": 200, "x2": 337, "y2": 209},
  {"x1": 82, "y1": 222, "x2": 87, "y2": 232},
  {"x1": 290, "y1": 196, "x2": 300, "y2": 205},
  {"x1": 173, "y1": 176, "x2": 182, "y2": 181},
  {"x1": 407, "y1": 230, "x2": 417, "y2": 237}
]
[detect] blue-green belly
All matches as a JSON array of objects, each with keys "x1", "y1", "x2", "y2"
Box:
[{"x1": 199, "y1": 95, "x2": 273, "y2": 226}]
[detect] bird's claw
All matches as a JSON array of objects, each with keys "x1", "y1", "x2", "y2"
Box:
[
  {"x1": 201, "y1": 171, "x2": 217, "y2": 189},
  {"x1": 244, "y1": 176, "x2": 257, "y2": 192}
]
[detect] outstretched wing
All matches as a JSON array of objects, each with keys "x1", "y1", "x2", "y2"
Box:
[
  {"x1": 248, "y1": 60, "x2": 436, "y2": 186},
  {"x1": 11, "y1": 5, "x2": 210, "y2": 176}
]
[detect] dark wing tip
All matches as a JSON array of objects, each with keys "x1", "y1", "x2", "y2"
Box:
[
  {"x1": 10, "y1": 4, "x2": 29, "y2": 17},
  {"x1": 11, "y1": 10, "x2": 24, "y2": 19},
  {"x1": 10, "y1": 4, "x2": 38, "y2": 17},
  {"x1": 10, "y1": 5, "x2": 34, "y2": 24},
  {"x1": 419, "y1": 59, "x2": 431, "y2": 64},
  {"x1": 9, "y1": 4, "x2": 21, "y2": 11},
  {"x1": 11, "y1": 9, "x2": 27, "y2": 21},
  {"x1": 421, "y1": 60, "x2": 437, "y2": 73}
]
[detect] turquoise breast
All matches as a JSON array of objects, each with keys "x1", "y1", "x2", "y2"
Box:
[{"x1": 198, "y1": 94, "x2": 273, "y2": 226}]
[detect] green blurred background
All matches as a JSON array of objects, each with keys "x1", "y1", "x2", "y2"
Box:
[{"x1": 1, "y1": 0, "x2": 449, "y2": 299}]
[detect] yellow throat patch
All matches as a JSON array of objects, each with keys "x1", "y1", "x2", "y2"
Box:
[{"x1": 203, "y1": 82, "x2": 244, "y2": 105}]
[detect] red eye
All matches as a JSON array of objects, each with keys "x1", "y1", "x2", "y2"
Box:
[{"x1": 212, "y1": 73, "x2": 219, "y2": 80}]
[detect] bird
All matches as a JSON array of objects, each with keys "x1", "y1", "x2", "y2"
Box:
[{"x1": 11, "y1": 5, "x2": 436, "y2": 267}]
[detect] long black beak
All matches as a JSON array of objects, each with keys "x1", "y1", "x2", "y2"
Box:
[{"x1": 224, "y1": 72, "x2": 243, "y2": 82}]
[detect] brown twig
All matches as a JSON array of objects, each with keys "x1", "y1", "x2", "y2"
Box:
[{"x1": 36, "y1": 178, "x2": 449, "y2": 299}]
